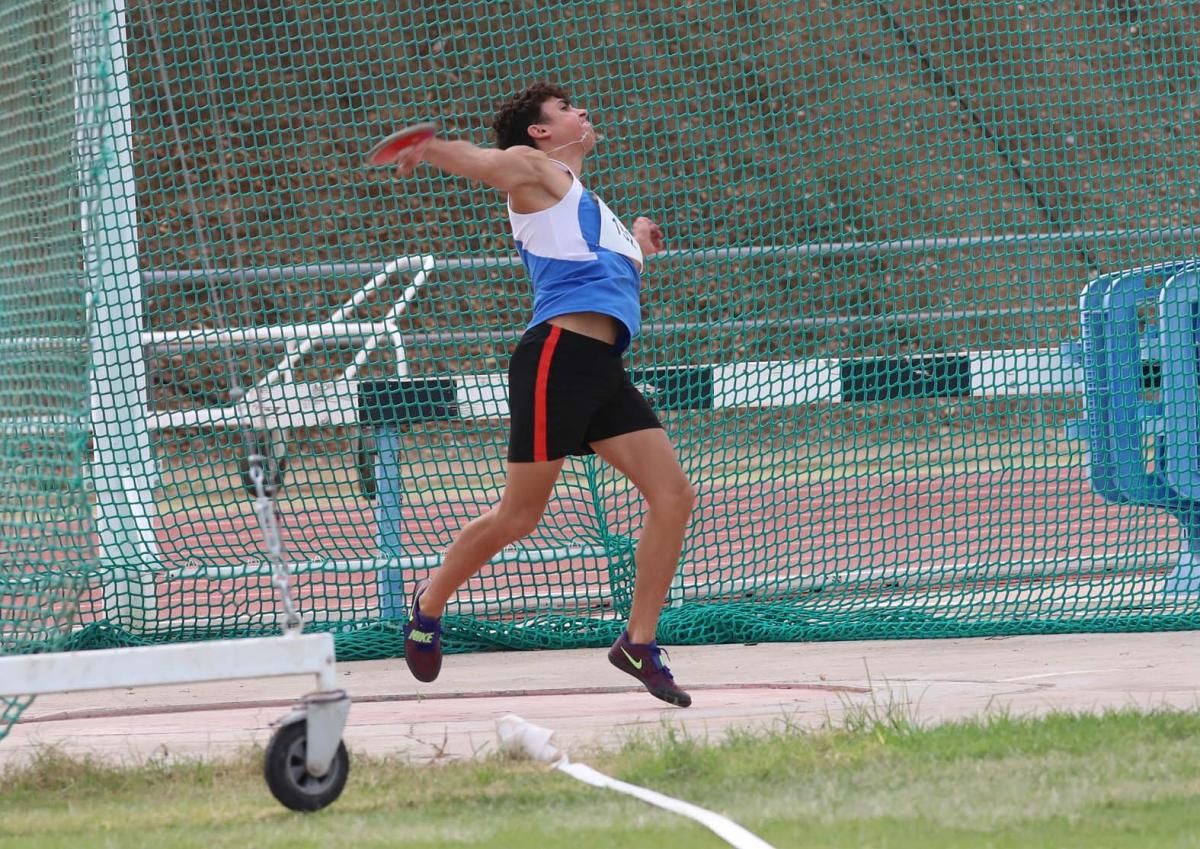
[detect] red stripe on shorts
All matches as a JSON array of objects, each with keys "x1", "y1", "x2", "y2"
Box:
[{"x1": 533, "y1": 325, "x2": 562, "y2": 462}]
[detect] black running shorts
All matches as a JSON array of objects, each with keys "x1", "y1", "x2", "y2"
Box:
[{"x1": 507, "y1": 322, "x2": 663, "y2": 462}]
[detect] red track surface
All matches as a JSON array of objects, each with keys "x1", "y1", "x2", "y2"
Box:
[{"x1": 31, "y1": 466, "x2": 1179, "y2": 627}]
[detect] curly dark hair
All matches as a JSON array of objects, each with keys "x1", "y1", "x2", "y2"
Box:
[{"x1": 491, "y1": 82, "x2": 571, "y2": 150}]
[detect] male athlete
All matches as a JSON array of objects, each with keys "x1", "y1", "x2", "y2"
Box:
[{"x1": 393, "y1": 82, "x2": 696, "y2": 707}]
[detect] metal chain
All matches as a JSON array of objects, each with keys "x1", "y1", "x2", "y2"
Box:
[
  {"x1": 248, "y1": 463, "x2": 303, "y2": 633},
  {"x1": 144, "y1": 2, "x2": 302, "y2": 634}
]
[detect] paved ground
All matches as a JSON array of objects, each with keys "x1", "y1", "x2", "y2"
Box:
[{"x1": 3, "y1": 630, "x2": 1198, "y2": 767}]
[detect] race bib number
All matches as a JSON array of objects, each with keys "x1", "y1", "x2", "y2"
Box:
[{"x1": 594, "y1": 195, "x2": 643, "y2": 266}]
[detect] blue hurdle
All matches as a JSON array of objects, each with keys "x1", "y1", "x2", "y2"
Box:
[{"x1": 1072, "y1": 260, "x2": 1200, "y2": 594}]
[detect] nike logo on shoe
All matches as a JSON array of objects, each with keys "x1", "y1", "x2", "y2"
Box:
[
  {"x1": 409, "y1": 629, "x2": 435, "y2": 644},
  {"x1": 620, "y1": 646, "x2": 643, "y2": 669}
]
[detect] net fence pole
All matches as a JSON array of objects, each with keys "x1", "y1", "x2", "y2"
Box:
[{"x1": 86, "y1": 0, "x2": 160, "y2": 630}]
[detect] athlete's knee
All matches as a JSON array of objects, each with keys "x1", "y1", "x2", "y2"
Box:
[
  {"x1": 649, "y1": 477, "x2": 697, "y2": 520},
  {"x1": 491, "y1": 505, "x2": 544, "y2": 543}
]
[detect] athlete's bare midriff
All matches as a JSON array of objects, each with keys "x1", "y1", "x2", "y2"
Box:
[{"x1": 546, "y1": 311, "x2": 620, "y2": 345}]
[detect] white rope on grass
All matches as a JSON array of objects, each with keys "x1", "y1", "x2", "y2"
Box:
[{"x1": 496, "y1": 715, "x2": 777, "y2": 849}]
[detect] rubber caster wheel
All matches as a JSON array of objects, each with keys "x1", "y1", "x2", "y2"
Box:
[{"x1": 263, "y1": 720, "x2": 350, "y2": 812}]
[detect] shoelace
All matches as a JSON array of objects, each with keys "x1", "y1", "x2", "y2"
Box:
[
  {"x1": 409, "y1": 610, "x2": 442, "y2": 643},
  {"x1": 651, "y1": 646, "x2": 675, "y2": 679}
]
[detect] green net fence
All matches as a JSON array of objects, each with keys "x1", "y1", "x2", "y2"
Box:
[
  {"x1": 1, "y1": 0, "x2": 104, "y2": 736},
  {"x1": 5, "y1": 0, "x2": 1200, "y2": 736}
]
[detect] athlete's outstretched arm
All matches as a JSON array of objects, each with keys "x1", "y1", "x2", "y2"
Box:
[{"x1": 397, "y1": 137, "x2": 548, "y2": 195}]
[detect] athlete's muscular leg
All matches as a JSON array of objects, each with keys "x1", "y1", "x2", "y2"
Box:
[
  {"x1": 419, "y1": 459, "x2": 564, "y2": 617},
  {"x1": 590, "y1": 428, "x2": 697, "y2": 643}
]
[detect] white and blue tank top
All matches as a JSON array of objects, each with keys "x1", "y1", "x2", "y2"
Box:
[{"x1": 507, "y1": 160, "x2": 643, "y2": 352}]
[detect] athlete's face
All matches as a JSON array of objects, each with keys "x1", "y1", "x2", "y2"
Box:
[{"x1": 530, "y1": 97, "x2": 595, "y2": 154}]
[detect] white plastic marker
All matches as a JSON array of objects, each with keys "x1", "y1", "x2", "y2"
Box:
[{"x1": 496, "y1": 714, "x2": 778, "y2": 849}]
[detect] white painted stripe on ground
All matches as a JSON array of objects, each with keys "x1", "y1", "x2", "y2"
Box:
[
  {"x1": 496, "y1": 714, "x2": 777, "y2": 849},
  {"x1": 997, "y1": 667, "x2": 1133, "y2": 682}
]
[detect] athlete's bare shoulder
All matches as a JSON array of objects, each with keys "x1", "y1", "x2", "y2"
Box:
[{"x1": 506, "y1": 147, "x2": 574, "y2": 213}]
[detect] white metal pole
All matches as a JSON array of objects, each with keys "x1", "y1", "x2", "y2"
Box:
[
  {"x1": 0, "y1": 633, "x2": 338, "y2": 698},
  {"x1": 85, "y1": 0, "x2": 161, "y2": 630}
]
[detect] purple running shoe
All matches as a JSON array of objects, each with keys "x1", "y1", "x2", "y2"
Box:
[
  {"x1": 608, "y1": 631, "x2": 692, "y2": 707},
  {"x1": 403, "y1": 579, "x2": 443, "y2": 682}
]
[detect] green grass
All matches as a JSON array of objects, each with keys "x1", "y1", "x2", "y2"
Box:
[{"x1": 3, "y1": 709, "x2": 1200, "y2": 848}]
